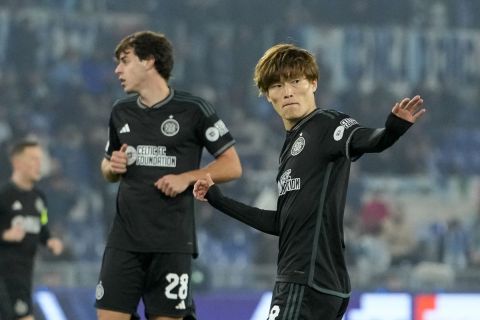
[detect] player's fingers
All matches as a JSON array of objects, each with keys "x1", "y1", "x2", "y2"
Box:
[
  {"x1": 112, "y1": 152, "x2": 128, "y2": 162},
  {"x1": 111, "y1": 163, "x2": 126, "y2": 174},
  {"x1": 193, "y1": 180, "x2": 203, "y2": 190},
  {"x1": 404, "y1": 95, "x2": 422, "y2": 111},
  {"x1": 120, "y1": 144, "x2": 128, "y2": 153},
  {"x1": 391, "y1": 102, "x2": 400, "y2": 114},
  {"x1": 154, "y1": 179, "x2": 163, "y2": 189},
  {"x1": 412, "y1": 108, "x2": 427, "y2": 121},
  {"x1": 398, "y1": 98, "x2": 411, "y2": 109}
]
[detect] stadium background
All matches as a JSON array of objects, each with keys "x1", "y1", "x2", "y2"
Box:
[{"x1": 1, "y1": 0, "x2": 480, "y2": 319}]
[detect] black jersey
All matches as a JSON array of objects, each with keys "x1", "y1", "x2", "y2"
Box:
[
  {"x1": 105, "y1": 89, "x2": 235, "y2": 254},
  {"x1": 0, "y1": 182, "x2": 50, "y2": 270},
  {"x1": 274, "y1": 109, "x2": 362, "y2": 297},
  {"x1": 205, "y1": 108, "x2": 412, "y2": 298}
]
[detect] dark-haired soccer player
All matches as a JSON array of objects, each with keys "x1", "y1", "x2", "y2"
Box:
[
  {"x1": 0, "y1": 140, "x2": 63, "y2": 320},
  {"x1": 95, "y1": 31, "x2": 242, "y2": 320},
  {"x1": 194, "y1": 43, "x2": 425, "y2": 320}
]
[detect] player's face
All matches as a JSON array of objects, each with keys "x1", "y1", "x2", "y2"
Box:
[
  {"x1": 114, "y1": 49, "x2": 148, "y2": 93},
  {"x1": 266, "y1": 77, "x2": 317, "y2": 130},
  {"x1": 14, "y1": 146, "x2": 43, "y2": 183}
]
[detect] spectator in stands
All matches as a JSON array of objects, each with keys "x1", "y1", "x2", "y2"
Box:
[{"x1": 381, "y1": 203, "x2": 417, "y2": 266}]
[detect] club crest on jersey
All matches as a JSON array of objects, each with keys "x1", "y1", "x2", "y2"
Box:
[
  {"x1": 278, "y1": 169, "x2": 301, "y2": 196},
  {"x1": 291, "y1": 136, "x2": 305, "y2": 156},
  {"x1": 161, "y1": 115, "x2": 180, "y2": 137}
]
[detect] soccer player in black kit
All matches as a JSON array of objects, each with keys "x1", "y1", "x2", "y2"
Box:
[
  {"x1": 95, "y1": 31, "x2": 242, "y2": 320},
  {"x1": 0, "y1": 140, "x2": 63, "y2": 320},
  {"x1": 193, "y1": 44, "x2": 426, "y2": 320}
]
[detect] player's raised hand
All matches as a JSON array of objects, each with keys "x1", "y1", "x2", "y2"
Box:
[
  {"x1": 193, "y1": 173, "x2": 214, "y2": 201},
  {"x1": 391, "y1": 95, "x2": 426, "y2": 123},
  {"x1": 110, "y1": 144, "x2": 128, "y2": 174}
]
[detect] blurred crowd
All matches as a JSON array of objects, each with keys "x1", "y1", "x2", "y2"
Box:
[{"x1": 1, "y1": 0, "x2": 480, "y2": 291}]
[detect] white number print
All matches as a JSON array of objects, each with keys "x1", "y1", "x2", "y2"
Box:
[
  {"x1": 165, "y1": 273, "x2": 189, "y2": 300},
  {"x1": 268, "y1": 305, "x2": 281, "y2": 320}
]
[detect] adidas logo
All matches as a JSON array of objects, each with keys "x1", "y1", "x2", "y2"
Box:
[
  {"x1": 12, "y1": 200, "x2": 23, "y2": 210},
  {"x1": 119, "y1": 124, "x2": 130, "y2": 133},
  {"x1": 175, "y1": 300, "x2": 186, "y2": 310}
]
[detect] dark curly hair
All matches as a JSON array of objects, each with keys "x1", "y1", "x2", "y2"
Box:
[{"x1": 115, "y1": 30, "x2": 174, "y2": 81}]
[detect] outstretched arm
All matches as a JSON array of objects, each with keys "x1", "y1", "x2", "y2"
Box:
[
  {"x1": 194, "y1": 174, "x2": 279, "y2": 236},
  {"x1": 349, "y1": 95, "x2": 425, "y2": 157}
]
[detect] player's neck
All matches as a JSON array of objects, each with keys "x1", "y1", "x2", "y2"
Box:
[
  {"x1": 11, "y1": 173, "x2": 34, "y2": 191},
  {"x1": 138, "y1": 76, "x2": 170, "y2": 107}
]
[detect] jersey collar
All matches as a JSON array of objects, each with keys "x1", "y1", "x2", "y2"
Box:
[
  {"x1": 288, "y1": 108, "x2": 320, "y2": 133},
  {"x1": 136, "y1": 88, "x2": 175, "y2": 109}
]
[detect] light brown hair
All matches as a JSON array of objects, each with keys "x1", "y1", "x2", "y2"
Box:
[{"x1": 254, "y1": 44, "x2": 319, "y2": 95}]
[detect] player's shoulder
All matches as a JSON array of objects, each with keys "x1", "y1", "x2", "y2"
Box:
[
  {"x1": 172, "y1": 90, "x2": 216, "y2": 117},
  {"x1": 32, "y1": 186, "x2": 46, "y2": 200},
  {"x1": 317, "y1": 108, "x2": 349, "y2": 120},
  {"x1": 316, "y1": 108, "x2": 358, "y2": 125},
  {"x1": 112, "y1": 94, "x2": 138, "y2": 110},
  {"x1": 0, "y1": 182, "x2": 19, "y2": 205}
]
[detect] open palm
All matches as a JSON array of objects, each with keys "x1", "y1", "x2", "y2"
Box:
[{"x1": 391, "y1": 95, "x2": 426, "y2": 123}]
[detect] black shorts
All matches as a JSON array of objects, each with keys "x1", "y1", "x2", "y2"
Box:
[
  {"x1": 267, "y1": 282, "x2": 349, "y2": 320},
  {"x1": 95, "y1": 247, "x2": 195, "y2": 319},
  {"x1": 0, "y1": 272, "x2": 33, "y2": 319}
]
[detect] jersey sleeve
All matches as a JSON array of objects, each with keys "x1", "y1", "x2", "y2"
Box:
[
  {"x1": 324, "y1": 111, "x2": 363, "y2": 161},
  {"x1": 206, "y1": 185, "x2": 279, "y2": 236},
  {"x1": 348, "y1": 113, "x2": 412, "y2": 160},
  {"x1": 104, "y1": 112, "x2": 121, "y2": 160},
  {"x1": 196, "y1": 102, "x2": 235, "y2": 158}
]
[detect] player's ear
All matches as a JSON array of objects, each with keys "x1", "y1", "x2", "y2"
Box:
[
  {"x1": 143, "y1": 56, "x2": 155, "y2": 68},
  {"x1": 265, "y1": 91, "x2": 272, "y2": 103},
  {"x1": 312, "y1": 80, "x2": 318, "y2": 93}
]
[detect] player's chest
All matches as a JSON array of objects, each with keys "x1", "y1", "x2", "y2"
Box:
[
  {"x1": 6, "y1": 196, "x2": 44, "y2": 233},
  {"x1": 115, "y1": 110, "x2": 198, "y2": 147}
]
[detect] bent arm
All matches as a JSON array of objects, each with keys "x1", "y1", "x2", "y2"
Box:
[
  {"x1": 203, "y1": 146, "x2": 242, "y2": 183},
  {"x1": 173, "y1": 146, "x2": 242, "y2": 186},
  {"x1": 101, "y1": 158, "x2": 120, "y2": 183},
  {"x1": 205, "y1": 185, "x2": 279, "y2": 236}
]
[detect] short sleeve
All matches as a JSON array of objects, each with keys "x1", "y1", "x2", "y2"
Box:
[
  {"x1": 197, "y1": 108, "x2": 235, "y2": 158},
  {"x1": 104, "y1": 113, "x2": 121, "y2": 160},
  {"x1": 327, "y1": 112, "x2": 362, "y2": 160}
]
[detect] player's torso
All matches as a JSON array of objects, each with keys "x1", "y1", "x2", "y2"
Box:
[
  {"x1": 111, "y1": 96, "x2": 204, "y2": 186},
  {"x1": 276, "y1": 111, "x2": 333, "y2": 231},
  {"x1": 274, "y1": 110, "x2": 352, "y2": 291},
  {"x1": 0, "y1": 184, "x2": 45, "y2": 257}
]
